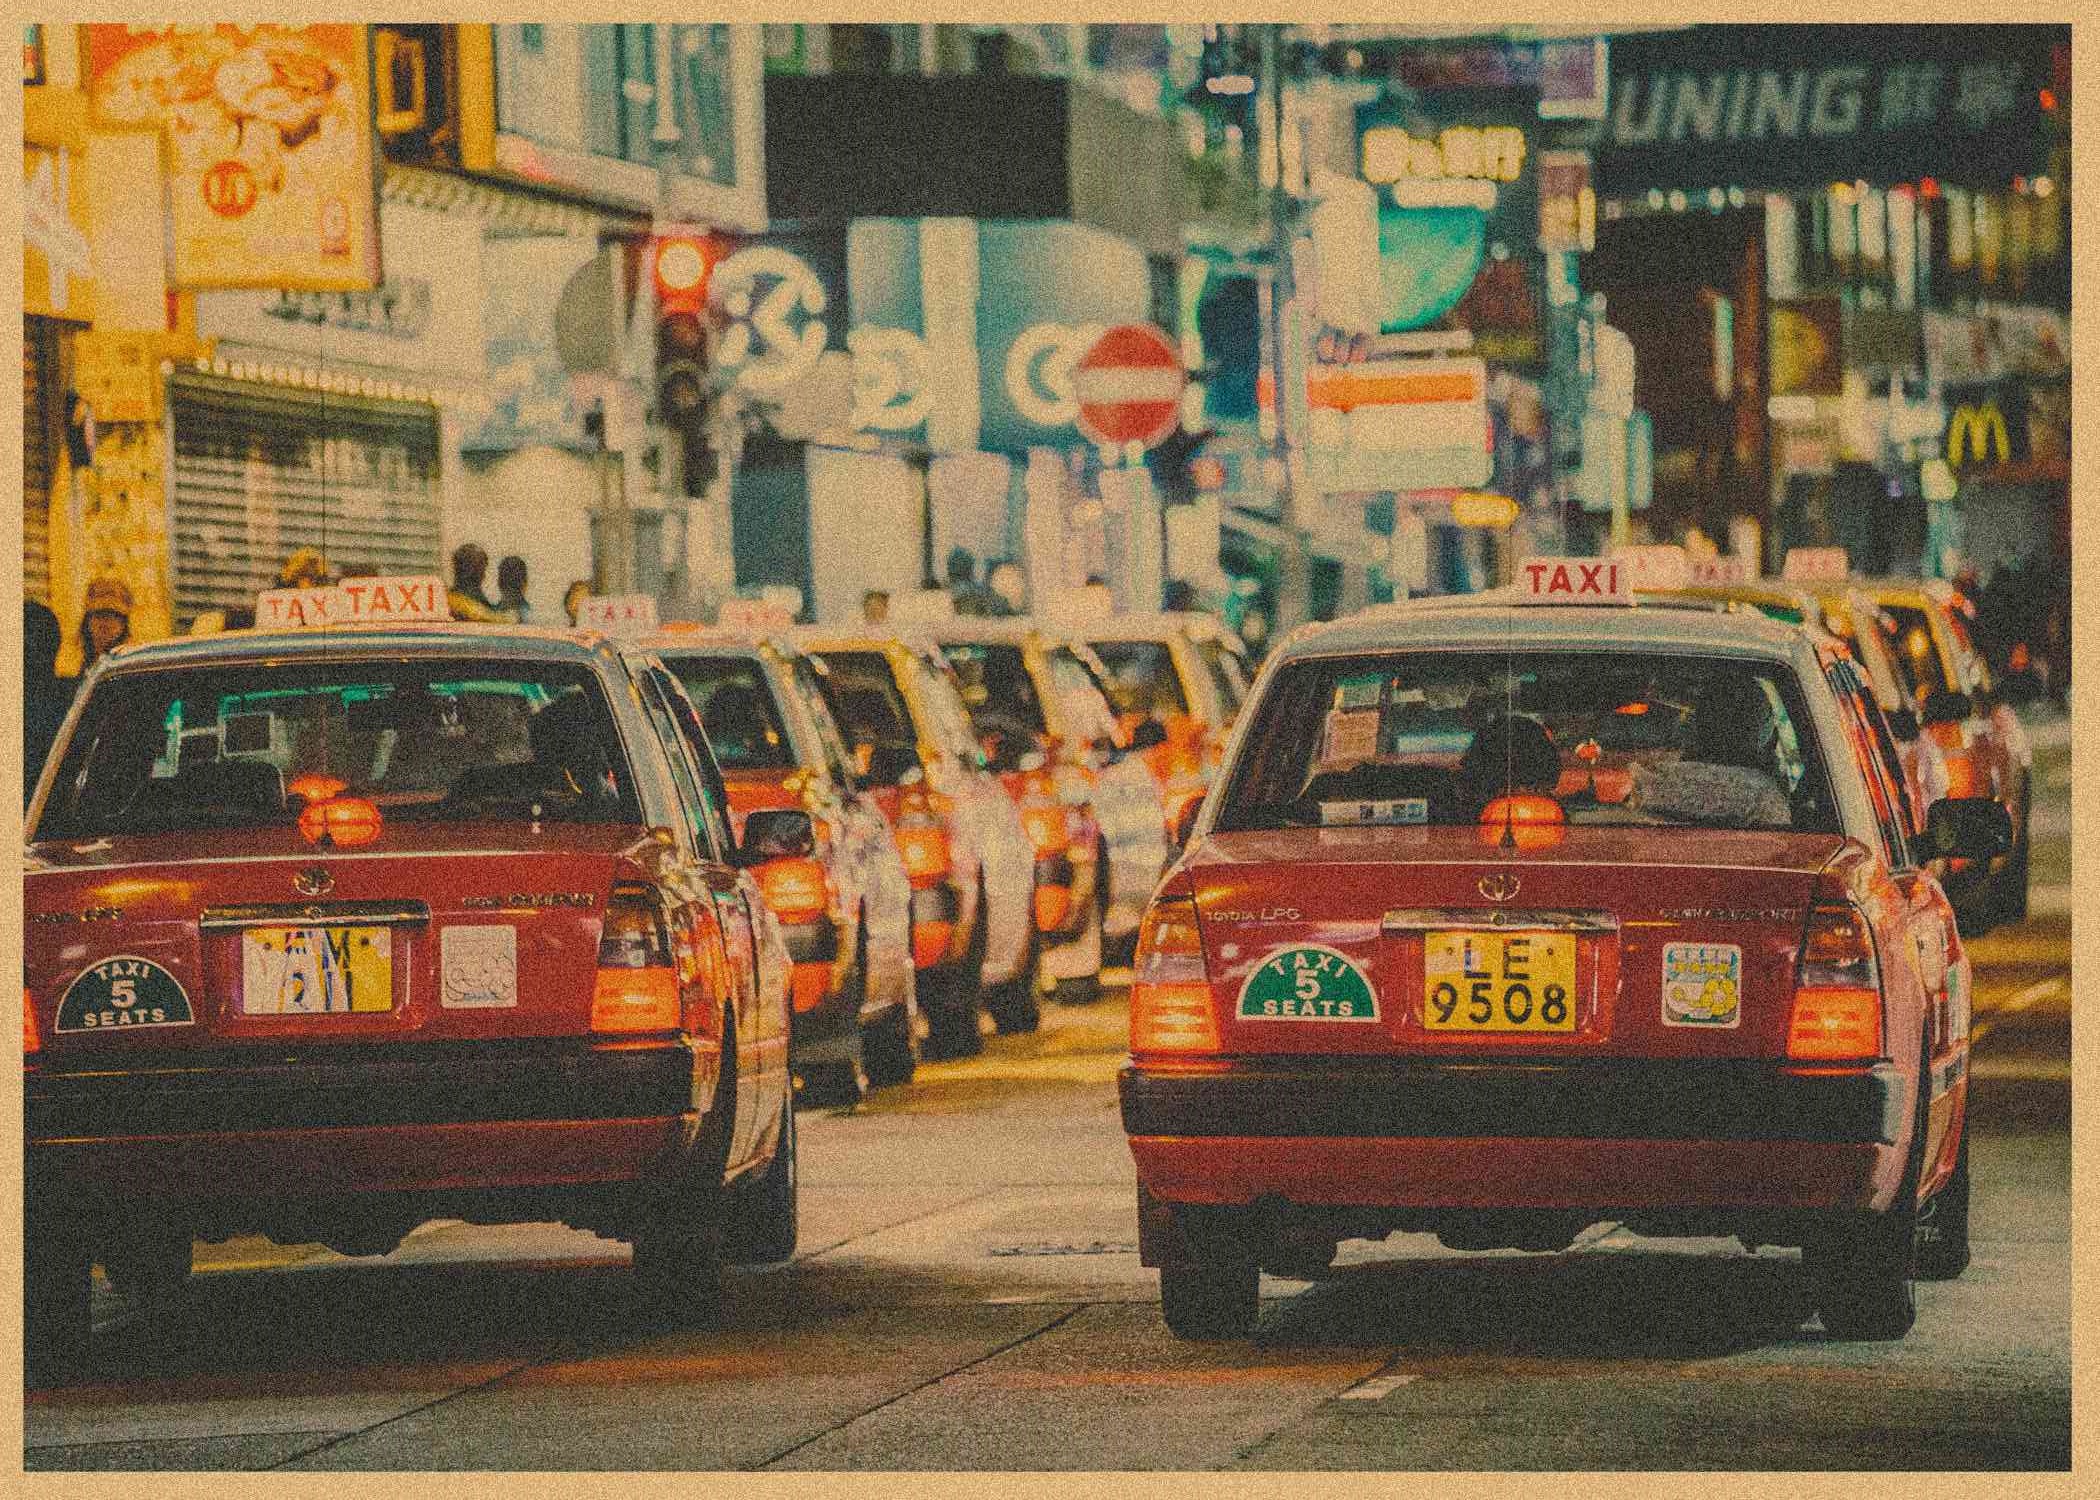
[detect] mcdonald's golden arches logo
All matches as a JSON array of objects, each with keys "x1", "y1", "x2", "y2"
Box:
[{"x1": 1947, "y1": 403, "x2": 2011, "y2": 468}]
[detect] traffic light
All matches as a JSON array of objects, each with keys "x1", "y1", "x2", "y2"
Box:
[{"x1": 651, "y1": 230, "x2": 722, "y2": 494}]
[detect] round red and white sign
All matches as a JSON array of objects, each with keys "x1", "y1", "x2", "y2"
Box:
[{"x1": 1073, "y1": 323, "x2": 1186, "y2": 450}]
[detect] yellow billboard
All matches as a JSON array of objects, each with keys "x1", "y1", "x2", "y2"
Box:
[{"x1": 83, "y1": 23, "x2": 381, "y2": 290}]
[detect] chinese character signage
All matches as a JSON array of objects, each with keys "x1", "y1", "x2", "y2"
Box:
[
  {"x1": 1597, "y1": 25, "x2": 2064, "y2": 194},
  {"x1": 84, "y1": 24, "x2": 382, "y2": 290}
]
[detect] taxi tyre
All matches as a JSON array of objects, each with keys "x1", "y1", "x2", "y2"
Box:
[
  {"x1": 24, "y1": 1219, "x2": 93, "y2": 1388},
  {"x1": 1807, "y1": 1029, "x2": 1927, "y2": 1340},
  {"x1": 100, "y1": 1220, "x2": 195, "y2": 1306},
  {"x1": 923, "y1": 890, "x2": 990, "y2": 1060},
  {"x1": 1160, "y1": 1253, "x2": 1261, "y2": 1340},
  {"x1": 861, "y1": 938, "x2": 920, "y2": 1088},
  {"x1": 1915, "y1": 1128, "x2": 1973, "y2": 1282},
  {"x1": 986, "y1": 911, "x2": 1044, "y2": 1035},
  {"x1": 629, "y1": 1018, "x2": 734, "y2": 1325},
  {"x1": 797, "y1": 927, "x2": 870, "y2": 1109},
  {"x1": 1992, "y1": 799, "x2": 2031, "y2": 926},
  {"x1": 723, "y1": 1090, "x2": 798, "y2": 1265},
  {"x1": 1051, "y1": 853, "x2": 1110, "y2": 1006}
]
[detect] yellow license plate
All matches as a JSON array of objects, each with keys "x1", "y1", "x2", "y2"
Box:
[
  {"x1": 1423, "y1": 931, "x2": 1576, "y2": 1033},
  {"x1": 241, "y1": 926, "x2": 393, "y2": 1014}
]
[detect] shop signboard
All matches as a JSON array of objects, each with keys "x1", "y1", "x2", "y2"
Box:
[
  {"x1": 85, "y1": 24, "x2": 383, "y2": 290},
  {"x1": 1770, "y1": 298, "x2": 1844, "y2": 397},
  {"x1": 24, "y1": 140, "x2": 95, "y2": 321},
  {"x1": 1923, "y1": 305, "x2": 2070, "y2": 385},
  {"x1": 1537, "y1": 150, "x2": 1595, "y2": 254},
  {"x1": 1304, "y1": 354, "x2": 1492, "y2": 495},
  {"x1": 1596, "y1": 24, "x2": 2064, "y2": 195}
]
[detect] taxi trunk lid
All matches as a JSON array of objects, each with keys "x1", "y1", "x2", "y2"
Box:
[
  {"x1": 25, "y1": 823, "x2": 653, "y2": 1057},
  {"x1": 1186, "y1": 826, "x2": 1846, "y2": 1060}
]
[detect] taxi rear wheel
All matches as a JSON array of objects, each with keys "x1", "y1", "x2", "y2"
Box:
[
  {"x1": 100, "y1": 1221, "x2": 194, "y2": 1305},
  {"x1": 24, "y1": 1225, "x2": 92, "y2": 1387},
  {"x1": 1805, "y1": 1211, "x2": 1917, "y2": 1340},
  {"x1": 1160, "y1": 1255, "x2": 1260, "y2": 1340},
  {"x1": 986, "y1": 913, "x2": 1043, "y2": 1035},
  {"x1": 723, "y1": 1092, "x2": 798, "y2": 1265},
  {"x1": 1915, "y1": 1129, "x2": 1973, "y2": 1281}
]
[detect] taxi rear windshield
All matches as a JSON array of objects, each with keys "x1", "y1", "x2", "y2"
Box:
[
  {"x1": 34, "y1": 659, "x2": 642, "y2": 840},
  {"x1": 663, "y1": 655, "x2": 797, "y2": 772},
  {"x1": 1090, "y1": 641, "x2": 1189, "y2": 718},
  {"x1": 940, "y1": 643, "x2": 1046, "y2": 738},
  {"x1": 1216, "y1": 651, "x2": 1839, "y2": 834},
  {"x1": 1876, "y1": 605, "x2": 1956, "y2": 703}
]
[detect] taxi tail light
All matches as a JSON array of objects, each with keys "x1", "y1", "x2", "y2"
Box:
[
  {"x1": 25, "y1": 988, "x2": 40, "y2": 1057},
  {"x1": 1787, "y1": 901, "x2": 1884, "y2": 1061},
  {"x1": 895, "y1": 790, "x2": 957, "y2": 888},
  {"x1": 1128, "y1": 896, "x2": 1220, "y2": 1054},
  {"x1": 1939, "y1": 747, "x2": 1980, "y2": 800},
  {"x1": 758, "y1": 856, "x2": 832, "y2": 924},
  {"x1": 1021, "y1": 802, "x2": 1071, "y2": 857},
  {"x1": 1033, "y1": 883, "x2": 1073, "y2": 933},
  {"x1": 594, "y1": 884, "x2": 680, "y2": 1033}
]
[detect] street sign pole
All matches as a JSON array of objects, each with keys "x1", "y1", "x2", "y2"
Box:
[{"x1": 1264, "y1": 22, "x2": 1313, "y2": 633}]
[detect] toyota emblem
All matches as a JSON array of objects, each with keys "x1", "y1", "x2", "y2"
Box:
[
  {"x1": 293, "y1": 866, "x2": 335, "y2": 897},
  {"x1": 1478, "y1": 872, "x2": 1522, "y2": 903}
]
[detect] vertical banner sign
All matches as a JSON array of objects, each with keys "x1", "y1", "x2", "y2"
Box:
[{"x1": 84, "y1": 24, "x2": 382, "y2": 290}]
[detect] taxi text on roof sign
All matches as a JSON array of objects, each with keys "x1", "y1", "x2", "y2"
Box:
[
  {"x1": 1689, "y1": 555, "x2": 1753, "y2": 586},
  {"x1": 256, "y1": 575, "x2": 450, "y2": 628},
  {"x1": 1519, "y1": 556, "x2": 1629, "y2": 603},
  {"x1": 1612, "y1": 544, "x2": 1691, "y2": 591},
  {"x1": 715, "y1": 596, "x2": 795, "y2": 631},
  {"x1": 1781, "y1": 547, "x2": 1850, "y2": 583},
  {"x1": 578, "y1": 594, "x2": 661, "y2": 636}
]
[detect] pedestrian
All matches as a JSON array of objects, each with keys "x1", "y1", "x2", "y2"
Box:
[
  {"x1": 862, "y1": 589, "x2": 891, "y2": 626},
  {"x1": 278, "y1": 546, "x2": 331, "y2": 589},
  {"x1": 78, "y1": 576, "x2": 133, "y2": 672},
  {"x1": 1163, "y1": 578, "x2": 1199, "y2": 613},
  {"x1": 946, "y1": 548, "x2": 1005, "y2": 617},
  {"x1": 22, "y1": 601, "x2": 74, "y2": 806},
  {"x1": 563, "y1": 579, "x2": 592, "y2": 627},
  {"x1": 495, "y1": 555, "x2": 531, "y2": 622},
  {"x1": 447, "y1": 543, "x2": 502, "y2": 622}
]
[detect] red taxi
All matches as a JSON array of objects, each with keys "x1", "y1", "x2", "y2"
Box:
[
  {"x1": 1123, "y1": 570, "x2": 2004, "y2": 1341},
  {"x1": 651, "y1": 631, "x2": 918, "y2": 1096},
  {"x1": 793, "y1": 631, "x2": 1042, "y2": 1050},
  {"x1": 23, "y1": 580, "x2": 797, "y2": 1380}
]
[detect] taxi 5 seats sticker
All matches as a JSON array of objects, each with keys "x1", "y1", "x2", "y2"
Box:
[
  {"x1": 55, "y1": 955, "x2": 196, "y2": 1033},
  {"x1": 1662, "y1": 941, "x2": 1743, "y2": 1028},
  {"x1": 1237, "y1": 945, "x2": 1379, "y2": 1022}
]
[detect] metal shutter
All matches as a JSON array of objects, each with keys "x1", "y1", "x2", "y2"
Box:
[
  {"x1": 22, "y1": 319, "x2": 58, "y2": 606},
  {"x1": 168, "y1": 373, "x2": 442, "y2": 622}
]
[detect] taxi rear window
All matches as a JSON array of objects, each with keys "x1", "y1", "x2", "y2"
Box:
[
  {"x1": 662, "y1": 655, "x2": 797, "y2": 772},
  {"x1": 1090, "y1": 641, "x2": 1189, "y2": 717},
  {"x1": 940, "y1": 643, "x2": 1046, "y2": 739},
  {"x1": 1216, "y1": 650, "x2": 1839, "y2": 835},
  {"x1": 34, "y1": 659, "x2": 641, "y2": 840},
  {"x1": 1877, "y1": 605, "x2": 1955, "y2": 702},
  {"x1": 809, "y1": 651, "x2": 923, "y2": 772}
]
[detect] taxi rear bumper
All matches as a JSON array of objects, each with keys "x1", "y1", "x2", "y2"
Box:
[
  {"x1": 27, "y1": 1037, "x2": 714, "y2": 1205},
  {"x1": 1123, "y1": 1057, "x2": 1910, "y2": 1219}
]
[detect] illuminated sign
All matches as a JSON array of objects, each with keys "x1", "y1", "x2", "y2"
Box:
[
  {"x1": 1004, "y1": 321, "x2": 1110, "y2": 429},
  {"x1": 1362, "y1": 124, "x2": 1527, "y2": 185},
  {"x1": 577, "y1": 594, "x2": 659, "y2": 635},
  {"x1": 1946, "y1": 402, "x2": 2011, "y2": 467},
  {"x1": 256, "y1": 575, "x2": 450, "y2": 628},
  {"x1": 711, "y1": 244, "x2": 829, "y2": 395},
  {"x1": 1781, "y1": 547, "x2": 1849, "y2": 582},
  {"x1": 1521, "y1": 556, "x2": 1629, "y2": 603},
  {"x1": 1614, "y1": 544, "x2": 1692, "y2": 590}
]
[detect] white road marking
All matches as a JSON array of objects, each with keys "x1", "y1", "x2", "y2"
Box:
[
  {"x1": 1971, "y1": 976, "x2": 2066, "y2": 1044},
  {"x1": 1339, "y1": 1372, "x2": 1420, "y2": 1400}
]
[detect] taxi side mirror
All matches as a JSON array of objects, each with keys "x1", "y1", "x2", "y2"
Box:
[
  {"x1": 1923, "y1": 796, "x2": 2012, "y2": 864},
  {"x1": 1921, "y1": 689, "x2": 1973, "y2": 727},
  {"x1": 736, "y1": 808, "x2": 816, "y2": 866}
]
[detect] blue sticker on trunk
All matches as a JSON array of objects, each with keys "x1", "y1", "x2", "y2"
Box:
[{"x1": 55, "y1": 955, "x2": 195, "y2": 1033}]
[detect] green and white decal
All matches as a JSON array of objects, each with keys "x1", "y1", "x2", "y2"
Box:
[
  {"x1": 1236, "y1": 945, "x2": 1379, "y2": 1022},
  {"x1": 55, "y1": 955, "x2": 195, "y2": 1033}
]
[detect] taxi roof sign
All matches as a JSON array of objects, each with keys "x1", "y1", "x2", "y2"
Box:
[
  {"x1": 578, "y1": 594, "x2": 661, "y2": 636},
  {"x1": 256, "y1": 575, "x2": 450, "y2": 629},
  {"x1": 1612, "y1": 544, "x2": 1691, "y2": 591},
  {"x1": 1688, "y1": 555, "x2": 1753, "y2": 586},
  {"x1": 714, "y1": 596, "x2": 795, "y2": 631},
  {"x1": 1518, "y1": 556, "x2": 1629, "y2": 603},
  {"x1": 1781, "y1": 547, "x2": 1849, "y2": 582}
]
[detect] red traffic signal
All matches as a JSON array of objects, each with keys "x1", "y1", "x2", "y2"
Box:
[{"x1": 651, "y1": 231, "x2": 720, "y2": 316}]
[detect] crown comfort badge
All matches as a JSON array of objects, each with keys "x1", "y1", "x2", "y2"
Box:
[
  {"x1": 55, "y1": 954, "x2": 196, "y2": 1033},
  {"x1": 1236, "y1": 945, "x2": 1379, "y2": 1023}
]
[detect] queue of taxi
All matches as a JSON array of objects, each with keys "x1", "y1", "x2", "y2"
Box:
[{"x1": 1123, "y1": 549, "x2": 2011, "y2": 1343}]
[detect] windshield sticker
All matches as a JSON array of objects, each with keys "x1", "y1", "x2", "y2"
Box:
[
  {"x1": 1662, "y1": 942, "x2": 1743, "y2": 1028},
  {"x1": 442, "y1": 925, "x2": 519, "y2": 1008},
  {"x1": 1335, "y1": 675, "x2": 1384, "y2": 711},
  {"x1": 1322, "y1": 709, "x2": 1380, "y2": 764},
  {"x1": 55, "y1": 955, "x2": 195, "y2": 1033},
  {"x1": 1320, "y1": 798, "x2": 1428, "y2": 827},
  {"x1": 1237, "y1": 945, "x2": 1380, "y2": 1022}
]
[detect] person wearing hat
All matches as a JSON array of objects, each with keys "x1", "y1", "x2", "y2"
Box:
[{"x1": 79, "y1": 577, "x2": 133, "y2": 672}]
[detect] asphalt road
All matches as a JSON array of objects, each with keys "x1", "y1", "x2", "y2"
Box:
[{"x1": 24, "y1": 719, "x2": 2072, "y2": 1472}]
